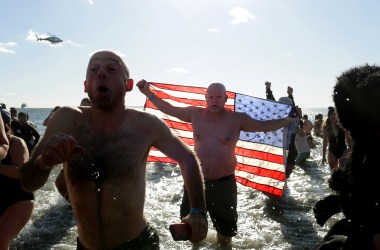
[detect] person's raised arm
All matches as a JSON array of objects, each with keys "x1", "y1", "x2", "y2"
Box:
[
  {"x1": 239, "y1": 109, "x2": 299, "y2": 133},
  {"x1": 137, "y1": 79, "x2": 193, "y2": 122},
  {"x1": 265, "y1": 81, "x2": 276, "y2": 101},
  {"x1": 151, "y1": 116, "x2": 207, "y2": 243},
  {"x1": 20, "y1": 107, "x2": 84, "y2": 192},
  {"x1": 0, "y1": 115, "x2": 9, "y2": 160},
  {"x1": 287, "y1": 86, "x2": 295, "y2": 105}
]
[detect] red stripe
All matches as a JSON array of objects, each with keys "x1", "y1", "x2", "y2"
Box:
[
  {"x1": 145, "y1": 93, "x2": 234, "y2": 111},
  {"x1": 235, "y1": 176, "x2": 283, "y2": 196},
  {"x1": 178, "y1": 137, "x2": 195, "y2": 146},
  {"x1": 235, "y1": 147, "x2": 284, "y2": 164},
  {"x1": 151, "y1": 82, "x2": 236, "y2": 99},
  {"x1": 236, "y1": 163, "x2": 285, "y2": 181},
  {"x1": 162, "y1": 119, "x2": 193, "y2": 132}
]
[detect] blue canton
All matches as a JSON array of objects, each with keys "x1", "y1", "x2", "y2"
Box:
[{"x1": 235, "y1": 93, "x2": 292, "y2": 148}]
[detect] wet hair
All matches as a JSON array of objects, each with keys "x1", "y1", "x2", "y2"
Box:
[
  {"x1": 18, "y1": 111, "x2": 27, "y2": 118},
  {"x1": 327, "y1": 106, "x2": 335, "y2": 117},
  {"x1": 10, "y1": 107, "x2": 17, "y2": 116}
]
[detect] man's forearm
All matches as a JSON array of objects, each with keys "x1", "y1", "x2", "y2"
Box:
[
  {"x1": 266, "y1": 89, "x2": 276, "y2": 101},
  {"x1": 181, "y1": 157, "x2": 206, "y2": 210},
  {"x1": 145, "y1": 92, "x2": 175, "y2": 116},
  {"x1": 20, "y1": 155, "x2": 53, "y2": 192}
]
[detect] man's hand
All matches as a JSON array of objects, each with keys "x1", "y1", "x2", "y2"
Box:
[
  {"x1": 136, "y1": 79, "x2": 153, "y2": 96},
  {"x1": 181, "y1": 213, "x2": 208, "y2": 243},
  {"x1": 38, "y1": 133, "x2": 84, "y2": 169}
]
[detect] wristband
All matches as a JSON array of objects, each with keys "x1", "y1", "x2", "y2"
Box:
[
  {"x1": 148, "y1": 94, "x2": 155, "y2": 101},
  {"x1": 190, "y1": 208, "x2": 207, "y2": 219}
]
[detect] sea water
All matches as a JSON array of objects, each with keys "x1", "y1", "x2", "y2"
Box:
[{"x1": 9, "y1": 108, "x2": 340, "y2": 250}]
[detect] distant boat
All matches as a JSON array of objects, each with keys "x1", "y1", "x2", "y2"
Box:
[{"x1": 21, "y1": 103, "x2": 27, "y2": 108}]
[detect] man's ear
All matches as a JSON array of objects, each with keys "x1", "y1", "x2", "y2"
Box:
[
  {"x1": 126, "y1": 79, "x2": 134, "y2": 92},
  {"x1": 84, "y1": 80, "x2": 87, "y2": 93}
]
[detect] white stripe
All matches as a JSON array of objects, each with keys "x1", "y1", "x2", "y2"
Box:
[
  {"x1": 145, "y1": 108, "x2": 194, "y2": 139},
  {"x1": 146, "y1": 107, "x2": 189, "y2": 122},
  {"x1": 236, "y1": 140, "x2": 283, "y2": 155},
  {"x1": 235, "y1": 170, "x2": 285, "y2": 189},
  {"x1": 236, "y1": 155, "x2": 285, "y2": 173}
]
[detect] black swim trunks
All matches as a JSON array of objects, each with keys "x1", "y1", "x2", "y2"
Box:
[
  {"x1": 76, "y1": 224, "x2": 159, "y2": 250},
  {"x1": 181, "y1": 174, "x2": 238, "y2": 237}
]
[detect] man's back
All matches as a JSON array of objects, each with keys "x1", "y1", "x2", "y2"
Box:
[{"x1": 303, "y1": 119, "x2": 313, "y2": 134}]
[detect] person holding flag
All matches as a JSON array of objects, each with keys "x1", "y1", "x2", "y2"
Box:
[{"x1": 137, "y1": 79, "x2": 298, "y2": 247}]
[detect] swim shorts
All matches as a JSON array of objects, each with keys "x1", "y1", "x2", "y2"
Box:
[
  {"x1": 180, "y1": 174, "x2": 238, "y2": 237},
  {"x1": 77, "y1": 224, "x2": 159, "y2": 250}
]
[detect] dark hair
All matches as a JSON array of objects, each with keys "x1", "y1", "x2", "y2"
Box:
[
  {"x1": 333, "y1": 64, "x2": 380, "y2": 137},
  {"x1": 18, "y1": 111, "x2": 27, "y2": 118},
  {"x1": 327, "y1": 106, "x2": 335, "y2": 116}
]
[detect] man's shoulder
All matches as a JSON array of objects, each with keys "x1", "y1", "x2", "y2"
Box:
[{"x1": 126, "y1": 108, "x2": 163, "y2": 125}]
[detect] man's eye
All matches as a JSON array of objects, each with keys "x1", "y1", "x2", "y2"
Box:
[{"x1": 90, "y1": 67, "x2": 99, "y2": 72}]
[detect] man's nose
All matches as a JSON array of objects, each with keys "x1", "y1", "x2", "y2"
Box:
[{"x1": 97, "y1": 67, "x2": 106, "y2": 78}]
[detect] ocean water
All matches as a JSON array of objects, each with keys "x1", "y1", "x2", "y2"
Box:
[{"x1": 9, "y1": 107, "x2": 339, "y2": 250}]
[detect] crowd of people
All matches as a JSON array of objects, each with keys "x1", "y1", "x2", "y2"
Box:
[{"x1": 1, "y1": 50, "x2": 378, "y2": 249}]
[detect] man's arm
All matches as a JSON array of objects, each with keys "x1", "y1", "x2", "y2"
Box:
[
  {"x1": 0, "y1": 115, "x2": 9, "y2": 160},
  {"x1": 239, "y1": 112, "x2": 297, "y2": 133},
  {"x1": 137, "y1": 79, "x2": 193, "y2": 122},
  {"x1": 151, "y1": 116, "x2": 207, "y2": 242},
  {"x1": 30, "y1": 125, "x2": 40, "y2": 149},
  {"x1": 287, "y1": 86, "x2": 295, "y2": 105},
  {"x1": 20, "y1": 108, "x2": 82, "y2": 192},
  {"x1": 265, "y1": 81, "x2": 276, "y2": 101},
  {"x1": 0, "y1": 138, "x2": 29, "y2": 179}
]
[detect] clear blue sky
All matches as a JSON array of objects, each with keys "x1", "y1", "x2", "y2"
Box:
[{"x1": 1, "y1": 0, "x2": 379, "y2": 109}]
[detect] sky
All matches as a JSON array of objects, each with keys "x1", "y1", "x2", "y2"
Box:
[{"x1": 1, "y1": 0, "x2": 379, "y2": 109}]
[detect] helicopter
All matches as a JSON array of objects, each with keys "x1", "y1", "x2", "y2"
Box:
[{"x1": 36, "y1": 34, "x2": 63, "y2": 44}]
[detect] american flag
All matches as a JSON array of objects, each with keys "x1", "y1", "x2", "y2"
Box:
[{"x1": 144, "y1": 82, "x2": 292, "y2": 197}]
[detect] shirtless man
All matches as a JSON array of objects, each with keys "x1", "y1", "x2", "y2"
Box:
[
  {"x1": 302, "y1": 114, "x2": 314, "y2": 136},
  {"x1": 20, "y1": 50, "x2": 207, "y2": 249},
  {"x1": 137, "y1": 80, "x2": 296, "y2": 247},
  {"x1": 0, "y1": 114, "x2": 9, "y2": 160}
]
